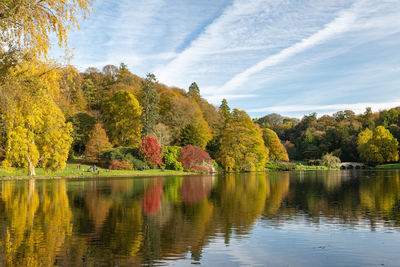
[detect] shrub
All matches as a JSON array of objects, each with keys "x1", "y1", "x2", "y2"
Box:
[
  {"x1": 179, "y1": 145, "x2": 212, "y2": 172},
  {"x1": 109, "y1": 159, "x2": 133, "y2": 170},
  {"x1": 163, "y1": 146, "x2": 183, "y2": 171},
  {"x1": 140, "y1": 136, "x2": 162, "y2": 168},
  {"x1": 131, "y1": 158, "x2": 149, "y2": 170},
  {"x1": 321, "y1": 153, "x2": 341, "y2": 168},
  {"x1": 100, "y1": 147, "x2": 148, "y2": 170},
  {"x1": 265, "y1": 161, "x2": 296, "y2": 171},
  {"x1": 100, "y1": 147, "x2": 140, "y2": 165}
]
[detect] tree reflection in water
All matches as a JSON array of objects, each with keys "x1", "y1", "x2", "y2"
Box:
[{"x1": 0, "y1": 170, "x2": 399, "y2": 265}]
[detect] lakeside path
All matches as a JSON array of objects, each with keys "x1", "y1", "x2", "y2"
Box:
[{"x1": 0, "y1": 163, "x2": 195, "y2": 180}]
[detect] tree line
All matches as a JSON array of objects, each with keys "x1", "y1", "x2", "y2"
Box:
[{"x1": 255, "y1": 108, "x2": 400, "y2": 164}]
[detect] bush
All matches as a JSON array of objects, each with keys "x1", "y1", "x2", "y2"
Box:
[
  {"x1": 321, "y1": 153, "x2": 341, "y2": 168},
  {"x1": 163, "y1": 146, "x2": 183, "y2": 171},
  {"x1": 100, "y1": 147, "x2": 148, "y2": 170},
  {"x1": 140, "y1": 136, "x2": 162, "y2": 168},
  {"x1": 265, "y1": 161, "x2": 296, "y2": 171},
  {"x1": 109, "y1": 159, "x2": 133, "y2": 170},
  {"x1": 179, "y1": 145, "x2": 212, "y2": 172},
  {"x1": 100, "y1": 147, "x2": 140, "y2": 165},
  {"x1": 131, "y1": 158, "x2": 149, "y2": 170}
]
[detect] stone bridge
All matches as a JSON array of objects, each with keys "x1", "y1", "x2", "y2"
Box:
[{"x1": 340, "y1": 162, "x2": 366, "y2": 169}]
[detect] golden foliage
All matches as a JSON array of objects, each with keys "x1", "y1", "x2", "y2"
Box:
[
  {"x1": 217, "y1": 109, "x2": 268, "y2": 172},
  {"x1": 0, "y1": 0, "x2": 93, "y2": 58},
  {"x1": 1, "y1": 60, "x2": 72, "y2": 175}
]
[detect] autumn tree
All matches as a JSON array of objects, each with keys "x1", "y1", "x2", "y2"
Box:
[
  {"x1": 0, "y1": 0, "x2": 92, "y2": 176},
  {"x1": 0, "y1": 0, "x2": 92, "y2": 57},
  {"x1": 217, "y1": 109, "x2": 268, "y2": 172},
  {"x1": 1, "y1": 61, "x2": 73, "y2": 176},
  {"x1": 357, "y1": 126, "x2": 399, "y2": 164},
  {"x1": 262, "y1": 128, "x2": 289, "y2": 161},
  {"x1": 84, "y1": 123, "x2": 113, "y2": 161},
  {"x1": 141, "y1": 73, "x2": 160, "y2": 136},
  {"x1": 140, "y1": 136, "x2": 162, "y2": 168},
  {"x1": 160, "y1": 94, "x2": 211, "y2": 146},
  {"x1": 101, "y1": 90, "x2": 143, "y2": 147}
]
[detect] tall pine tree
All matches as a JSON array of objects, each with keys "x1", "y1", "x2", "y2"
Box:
[{"x1": 141, "y1": 73, "x2": 160, "y2": 136}]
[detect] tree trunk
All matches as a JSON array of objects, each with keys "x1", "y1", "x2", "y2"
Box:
[{"x1": 28, "y1": 160, "x2": 36, "y2": 176}]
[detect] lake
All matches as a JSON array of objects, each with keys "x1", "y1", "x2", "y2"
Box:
[{"x1": 0, "y1": 170, "x2": 399, "y2": 266}]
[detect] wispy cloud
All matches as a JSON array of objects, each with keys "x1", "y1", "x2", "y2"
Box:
[
  {"x1": 51, "y1": 0, "x2": 400, "y2": 118},
  {"x1": 217, "y1": 6, "x2": 357, "y2": 94}
]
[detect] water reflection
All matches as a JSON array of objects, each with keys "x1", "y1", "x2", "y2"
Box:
[{"x1": 0, "y1": 170, "x2": 399, "y2": 265}]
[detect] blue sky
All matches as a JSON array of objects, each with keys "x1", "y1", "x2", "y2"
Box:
[{"x1": 51, "y1": 0, "x2": 400, "y2": 118}]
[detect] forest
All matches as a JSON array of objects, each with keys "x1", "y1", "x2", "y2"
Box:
[{"x1": 0, "y1": 0, "x2": 399, "y2": 176}]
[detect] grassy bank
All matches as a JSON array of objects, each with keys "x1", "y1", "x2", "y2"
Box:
[
  {"x1": 375, "y1": 163, "x2": 400, "y2": 169},
  {"x1": 266, "y1": 161, "x2": 338, "y2": 171},
  {"x1": 0, "y1": 163, "x2": 192, "y2": 179}
]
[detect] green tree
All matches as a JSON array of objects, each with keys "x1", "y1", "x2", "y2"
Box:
[
  {"x1": 217, "y1": 109, "x2": 267, "y2": 171},
  {"x1": 262, "y1": 128, "x2": 289, "y2": 161},
  {"x1": 321, "y1": 153, "x2": 341, "y2": 168},
  {"x1": 67, "y1": 112, "x2": 96, "y2": 155},
  {"x1": 141, "y1": 73, "x2": 160, "y2": 136},
  {"x1": 359, "y1": 107, "x2": 375, "y2": 129},
  {"x1": 378, "y1": 109, "x2": 399, "y2": 128},
  {"x1": 179, "y1": 124, "x2": 204, "y2": 148},
  {"x1": 101, "y1": 90, "x2": 143, "y2": 147},
  {"x1": 357, "y1": 126, "x2": 399, "y2": 164}
]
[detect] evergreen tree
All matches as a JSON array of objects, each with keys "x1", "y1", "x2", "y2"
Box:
[
  {"x1": 141, "y1": 73, "x2": 160, "y2": 136},
  {"x1": 219, "y1": 99, "x2": 231, "y2": 122},
  {"x1": 188, "y1": 82, "x2": 200, "y2": 100}
]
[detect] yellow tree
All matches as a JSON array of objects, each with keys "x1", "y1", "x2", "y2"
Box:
[
  {"x1": 101, "y1": 90, "x2": 143, "y2": 147},
  {"x1": 0, "y1": 0, "x2": 92, "y2": 58},
  {"x1": 217, "y1": 109, "x2": 268, "y2": 172},
  {"x1": 0, "y1": 0, "x2": 92, "y2": 176},
  {"x1": 1, "y1": 61, "x2": 73, "y2": 176},
  {"x1": 262, "y1": 128, "x2": 289, "y2": 161},
  {"x1": 357, "y1": 126, "x2": 399, "y2": 164}
]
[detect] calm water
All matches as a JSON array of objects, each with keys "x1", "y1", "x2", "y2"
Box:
[{"x1": 0, "y1": 170, "x2": 400, "y2": 266}]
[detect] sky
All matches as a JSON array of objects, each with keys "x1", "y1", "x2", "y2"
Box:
[{"x1": 51, "y1": 0, "x2": 400, "y2": 118}]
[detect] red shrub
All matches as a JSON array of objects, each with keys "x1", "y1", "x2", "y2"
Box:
[
  {"x1": 109, "y1": 159, "x2": 133, "y2": 170},
  {"x1": 178, "y1": 145, "x2": 212, "y2": 172},
  {"x1": 140, "y1": 136, "x2": 162, "y2": 168}
]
